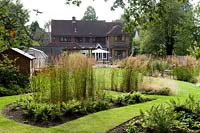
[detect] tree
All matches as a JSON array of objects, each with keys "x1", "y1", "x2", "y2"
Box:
[
  {"x1": 29, "y1": 21, "x2": 50, "y2": 46},
  {"x1": 193, "y1": 3, "x2": 200, "y2": 45},
  {"x1": 109, "y1": 0, "x2": 197, "y2": 56},
  {"x1": 139, "y1": 0, "x2": 196, "y2": 56},
  {"x1": 82, "y1": 6, "x2": 98, "y2": 21},
  {"x1": 44, "y1": 20, "x2": 51, "y2": 43},
  {"x1": 0, "y1": 0, "x2": 32, "y2": 51}
]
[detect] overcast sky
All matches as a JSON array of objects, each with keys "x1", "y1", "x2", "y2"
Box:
[
  {"x1": 20, "y1": 0, "x2": 123, "y2": 28},
  {"x1": 20, "y1": 0, "x2": 199, "y2": 28}
]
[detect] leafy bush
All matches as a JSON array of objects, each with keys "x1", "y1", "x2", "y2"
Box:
[
  {"x1": 187, "y1": 45, "x2": 200, "y2": 59},
  {"x1": 126, "y1": 95, "x2": 200, "y2": 132},
  {"x1": 61, "y1": 100, "x2": 111, "y2": 115},
  {"x1": 24, "y1": 103, "x2": 62, "y2": 122},
  {"x1": 142, "y1": 87, "x2": 172, "y2": 96},
  {"x1": 0, "y1": 55, "x2": 30, "y2": 96},
  {"x1": 173, "y1": 66, "x2": 197, "y2": 83},
  {"x1": 115, "y1": 92, "x2": 148, "y2": 106},
  {"x1": 0, "y1": 85, "x2": 29, "y2": 96},
  {"x1": 141, "y1": 105, "x2": 175, "y2": 133}
]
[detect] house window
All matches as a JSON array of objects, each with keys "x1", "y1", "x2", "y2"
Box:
[
  {"x1": 85, "y1": 37, "x2": 90, "y2": 43},
  {"x1": 122, "y1": 36, "x2": 125, "y2": 41},
  {"x1": 117, "y1": 36, "x2": 122, "y2": 41},
  {"x1": 64, "y1": 37, "x2": 71, "y2": 42},
  {"x1": 60, "y1": 36, "x2": 64, "y2": 42},
  {"x1": 114, "y1": 50, "x2": 126, "y2": 59},
  {"x1": 52, "y1": 36, "x2": 56, "y2": 42},
  {"x1": 103, "y1": 53, "x2": 106, "y2": 59},
  {"x1": 75, "y1": 37, "x2": 83, "y2": 43},
  {"x1": 92, "y1": 37, "x2": 96, "y2": 43},
  {"x1": 95, "y1": 37, "x2": 105, "y2": 43}
]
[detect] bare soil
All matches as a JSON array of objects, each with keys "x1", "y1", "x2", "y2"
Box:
[{"x1": 2, "y1": 105, "x2": 82, "y2": 128}]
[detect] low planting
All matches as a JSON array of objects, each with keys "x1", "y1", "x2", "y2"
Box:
[
  {"x1": 125, "y1": 95, "x2": 200, "y2": 133},
  {"x1": 113, "y1": 92, "x2": 152, "y2": 106},
  {"x1": 5, "y1": 91, "x2": 152, "y2": 127}
]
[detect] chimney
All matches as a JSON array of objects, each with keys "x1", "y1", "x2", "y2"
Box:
[
  {"x1": 72, "y1": 16, "x2": 76, "y2": 23},
  {"x1": 72, "y1": 16, "x2": 77, "y2": 32}
]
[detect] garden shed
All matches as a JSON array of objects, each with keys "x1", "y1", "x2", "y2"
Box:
[
  {"x1": 26, "y1": 47, "x2": 48, "y2": 71},
  {"x1": 0, "y1": 48, "x2": 35, "y2": 76}
]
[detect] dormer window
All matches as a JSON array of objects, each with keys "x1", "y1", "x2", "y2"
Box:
[
  {"x1": 52, "y1": 36, "x2": 56, "y2": 42},
  {"x1": 85, "y1": 37, "x2": 90, "y2": 43},
  {"x1": 75, "y1": 37, "x2": 83, "y2": 43},
  {"x1": 64, "y1": 37, "x2": 71, "y2": 42},
  {"x1": 114, "y1": 36, "x2": 125, "y2": 42},
  {"x1": 60, "y1": 36, "x2": 71, "y2": 42},
  {"x1": 60, "y1": 36, "x2": 64, "y2": 42}
]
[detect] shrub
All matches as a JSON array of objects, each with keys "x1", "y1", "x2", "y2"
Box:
[
  {"x1": 17, "y1": 101, "x2": 62, "y2": 122},
  {"x1": 115, "y1": 92, "x2": 148, "y2": 106},
  {"x1": 126, "y1": 95, "x2": 200, "y2": 132},
  {"x1": 141, "y1": 104, "x2": 175, "y2": 133},
  {"x1": 169, "y1": 56, "x2": 199, "y2": 83},
  {"x1": 61, "y1": 100, "x2": 111, "y2": 115},
  {"x1": 0, "y1": 55, "x2": 30, "y2": 95},
  {"x1": 173, "y1": 66, "x2": 197, "y2": 83},
  {"x1": 142, "y1": 87, "x2": 172, "y2": 96},
  {"x1": 187, "y1": 45, "x2": 200, "y2": 59}
]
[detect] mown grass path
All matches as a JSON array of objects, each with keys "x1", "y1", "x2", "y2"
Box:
[{"x1": 0, "y1": 79, "x2": 200, "y2": 133}]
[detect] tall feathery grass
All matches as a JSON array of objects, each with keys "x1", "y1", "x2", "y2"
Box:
[
  {"x1": 110, "y1": 56, "x2": 147, "y2": 93},
  {"x1": 30, "y1": 53, "x2": 96, "y2": 104}
]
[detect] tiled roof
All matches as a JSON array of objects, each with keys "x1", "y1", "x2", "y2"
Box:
[
  {"x1": 107, "y1": 25, "x2": 124, "y2": 35},
  {"x1": 48, "y1": 42, "x2": 82, "y2": 50},
  {"x1": 51, "y1": 19, "x2": 125, "y2": 37}
]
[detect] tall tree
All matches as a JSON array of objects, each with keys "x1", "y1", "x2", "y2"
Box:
[
  {"x1": 82, "y1": 6, "x2": 98, "y2": 21},
  {"x1": 29, "y1": 21, "x2": 50, "y2": 46},
  {"x1": 139, "y1": 0, "x2": 196, "y2": 55},
  {"x1": 0, "y1": 0, "x2": 32, "y2": 51},
  {"x1": 44, "y1": 20, "x2": 51, "y2": 42},
  {"x1": 111, "y1": 0, "x2": 198, "y2": 55}
]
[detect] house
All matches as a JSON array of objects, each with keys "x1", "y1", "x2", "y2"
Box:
[
  {"x1": 37, "y1": 17, "x2": 130, "y2": 61},
  {"x1": 26, "y1": 47, "x2": 48, "y2": 71},
  {"x1": 0, "y1": 48, "x2": 35, "y2": 76}
]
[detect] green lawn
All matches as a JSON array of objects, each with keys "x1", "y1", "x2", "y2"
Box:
[{"x1": 0, "y1": 78, "x2": 200, "y2": 133}]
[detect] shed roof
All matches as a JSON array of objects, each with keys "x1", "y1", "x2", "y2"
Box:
[
  {"x1": 27, "y1": 47, "x2": 48, "y2": 58},
  {"x1": 11, "y1": 48, "x2": 35, "y2": 60}
]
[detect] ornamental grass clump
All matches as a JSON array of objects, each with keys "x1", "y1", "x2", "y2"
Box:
[
  {"x1": 30, "y1": 53, "x2": 96, "y2": 104},
  {"x1": 117, "y1": 56, "x2": 146, "y2": 93}
]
